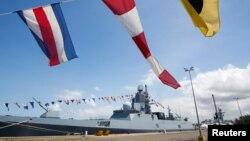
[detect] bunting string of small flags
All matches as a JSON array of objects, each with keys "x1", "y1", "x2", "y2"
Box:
[{"x1": 1, "y1": 94, "x2": 165, "y2": 111}]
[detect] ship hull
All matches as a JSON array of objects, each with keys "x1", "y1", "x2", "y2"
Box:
[
  {"x1": 0, "y1": 122, "x2": 192, "y2": 137},
  {"x1": 0, "y1": 114, "x2": 194, "y2": 137}
]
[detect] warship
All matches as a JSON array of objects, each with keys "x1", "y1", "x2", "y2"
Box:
[{"x1": 0, "y1": 85, "x2": 194, "y2": 136}]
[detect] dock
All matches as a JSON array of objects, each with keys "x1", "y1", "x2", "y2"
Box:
[{"x1": 0, "y1": 130, "x2": 208, "y2": 141}]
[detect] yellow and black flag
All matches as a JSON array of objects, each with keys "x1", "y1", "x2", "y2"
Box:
[{"x1": 181, "y1": 0, "x2": 220, "y2": 37}]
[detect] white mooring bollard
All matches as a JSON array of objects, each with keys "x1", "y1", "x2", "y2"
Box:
[{"x1": 84, "y1": 130, "x2": 88, "y2": 137}]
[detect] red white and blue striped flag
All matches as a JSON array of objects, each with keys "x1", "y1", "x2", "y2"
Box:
[
  {"x1": 103, "y1": 0, "x2": 180, "y2": 89},
  {"x1": 18, "y1": 3, "x2": 77, "y2": 66}
]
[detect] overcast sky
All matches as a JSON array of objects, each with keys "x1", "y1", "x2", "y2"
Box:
[{"x1": 0, "y1": 0, "x2": 249, "y2": 123}]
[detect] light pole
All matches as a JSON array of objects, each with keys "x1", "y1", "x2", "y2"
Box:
[
  {"x1": 233, "y1": 97, "x2": 245, "y2": 125},
  {"x1": 184, "y1": 66, "x2": 205, "y2": 141}
]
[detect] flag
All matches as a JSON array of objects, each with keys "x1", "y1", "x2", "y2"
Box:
[
  {"x1": 64, "y1": 100, "x2": 69, "y2": 105},
  {"x1": 15, "y1": 102, "x2": 21, "y2": 108},
  {"x1": 181, "y1": 0, "x2": 220, "y2": 36},
  {"x1": 103, "y1": 0, "x2": 180, "y2": 89},
  {"x1": 30, "y1": 101, "x2": 34, "y2": 108},
  {"x1": 76, "y1": 99, "x2": 81, "y2": 104},
  {"x1": 45, "y1": 103, "x2": 50, "y2": 107},
  {"x1": 111, "y1": 96, "x2": 116, "y2": 102},
  {"x1": 24, "y1": 105, "x2": 29, "y2": 110},
  {"x1": 5, "y1": 103, "x2": 9, "y2": 111},
  {"x1": 18, "y1": 3, "x2": 77, "y2": 66}
]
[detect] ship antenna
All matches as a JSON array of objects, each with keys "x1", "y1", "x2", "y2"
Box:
[{"x1": 33, "y1": 97, "x2": 48, "y2": 112}]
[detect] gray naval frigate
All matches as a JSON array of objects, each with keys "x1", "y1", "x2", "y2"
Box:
[{"x1": 0, "y1": 85, "x2": 194, "y2": 136}]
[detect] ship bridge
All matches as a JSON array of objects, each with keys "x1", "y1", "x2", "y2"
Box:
[{"x1": 110, "y1": 85, "x2": 152, "y2": 120}]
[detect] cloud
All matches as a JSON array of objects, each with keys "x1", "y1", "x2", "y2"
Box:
[
  {"x1": 53, "y1": 89, "x2": 128, "y2": 119},
  {"x1": 94, "y1": 86, "x2": 101, "y2": 92},
  {"x1": 53, "y1": 89, "x2": 84, "y2": 114},
  {"x1": 124, "y1": 69, "x2": 159, "y2": 93},
  {"x1": 53, "y1": 63, "x2": 250, "y2": 122},
  {"x1": 158, "y1": 63, "x2": 250, "y2": 122},
  {"x1": 56, "y1": 89, "x2": 84, "y2": 100},
  {"x1": 185, "y1": 64, "x2": 250, "y2": 102},
  {"x1": 140, "y1": 69, "x2": 158, "y2": 86},
  {"x1": 123, "y1": 86, "x2": 136, "y2": 92},
  {"x1": 49, "y1": 103, "x2": 61, "y2": 111},
  {"x1": 85, "y1": 98, "x2": 97, "y2": 107}
]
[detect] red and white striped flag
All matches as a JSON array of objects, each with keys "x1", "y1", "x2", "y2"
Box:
[{"x1": 103, "y1": 0, "x2": 180, "y2": 89}]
